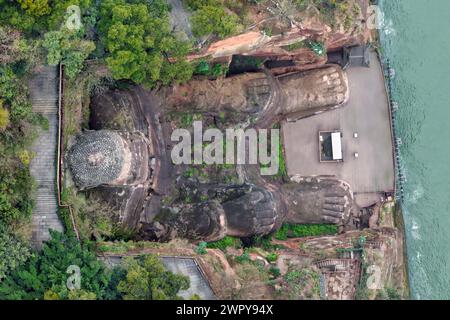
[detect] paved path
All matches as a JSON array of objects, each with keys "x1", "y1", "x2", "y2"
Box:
[{"x1": 29, "y1": 65, "x2": 64, "y2": 249}]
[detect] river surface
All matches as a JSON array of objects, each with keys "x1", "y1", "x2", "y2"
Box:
[{"x1": 380, "y1": 0, "x2": 450, "y2": 299}]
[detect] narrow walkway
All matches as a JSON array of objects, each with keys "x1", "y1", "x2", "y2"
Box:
[{"x1": 29, "y1": 65, "x2": 64, "y2": 249}]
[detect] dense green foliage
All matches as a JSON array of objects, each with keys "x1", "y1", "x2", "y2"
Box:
[
  {"x1": 0, "y1": 0, "x2": 93, "y2": 34},
  {"x1": 43, "y1": 27, "x2": 95, "y2": 79},
  {"x1": 0, "y1": 23, "x2": 43, "y2": 283},
  {"x1": 195, "y1": 241, "x2": 208, "y2": 255},
  {"x1": 274, "y1": 224, "x2": 339, "y2": 240},
  {"x1": 0, "y1": 101, "x2": 9, "y2": 130},
  {"x1": 0, "y1": 65, "x2": 33, "y2": 122},
  {"x1": 1, "y1": 0, "x2": 207, "y2": 88},
  {"x1": 0, "y1": 23, "x2": 45, "y2": 232},
  {"x1": 0, "y1": 164, "x2": 34, "y2": 224},
  {"x1": 265, "y1": 252, "x2": 278, "y2": 263},
  {"x1": 0, "y1": 231, "x2": 113, "y2": 300},
  {"x1": 183, "y1": 0, "x2": 218, "y2": 11},
  {"x1": 0, "y1": 225, "x2": 30, "y2": 281},
  {"x1": 190, "y1": 4, "x2": 241, "y2": 39},
  {"x1": 194, "y1": 60, "x2": 229, "y2": 78},
  {"x1": 59, "y1": 187, "x2": 119, "y2": 242},
  {"x1": 295, "y1": 0, "x2": 361, "y2": 31},
  {"x1": 0, "y1": 231, "x2": 191, "y2": 300},
  {"x1": 206, "y1": 236, "x2": 242, "y2": 251},
  {"x1": 17, "y1": 0, "x2": 51, "y2": 17},
  {"x1": 98, "y1": 0, "x2": 193, "y2": 87},
  {"x1": 184, "y1": 0, "x2": 247, "y2": 39},
  {"x1": 117, "y1": 255, "x2": 190, "y2": 300}
]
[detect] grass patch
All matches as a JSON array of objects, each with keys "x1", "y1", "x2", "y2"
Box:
[
  {"x1": 97, "y1": 240, "x2": 165, "y2": 254},
  {"x1": 206, "y1": 236, "x2": 242, "y2": 251},
  {"x1": 282, "y1": 40, "x2": 306, "y2": 52},
  {"x1": 274, "y1": 224, "x2": 339, "y2": 240},
  {"x1": 194, "y1": 61, "x2": 229, "y2": 78}
]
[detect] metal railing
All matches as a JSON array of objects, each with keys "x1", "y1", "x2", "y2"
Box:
[
  {"x1": 56, "y1": 64, "x2": 80, "y2": 241},
  {"x1": 379, "y1": 53, "x2": 405, "y2": 202}
]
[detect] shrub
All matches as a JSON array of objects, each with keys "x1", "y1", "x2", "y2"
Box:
[
  {"x1": 306, "y1": 40, "x2": 326, "y2": 56},
  {"x1": 183, "y1": 0, "x2": 218, "y2": 10},
  {"x1": 0, "y1": 225, "x2": 30, "y2": 281},
  {"x1": 195, "y1": 241, "x2": 208, "y2": 255},
  {"x1": 117, "y1": 255, "x2": 190, "y2": 300},
  {"x1": 0, "y1": 231, "x2": 114, "y2": 300},
  {"x1": 43, "y1": 28, "x2": 95, "y2": 79},
  {"x1": 17, "y1": 0, "x2": 51, "y2": 17},
  {"x1": 269, "y1": 266, "x2": 281, "y2": 278},
  {"x1": 0, "y1": 104, "x2": 10, "y2": 130},
  {"x1": 0, "y1": 166, "x2": 34, "y2": 224},
  {"x1": 274, "y1": 224, "x2": 339, "y2": 240},
  {"x1": 0, "y1": 65, "x2": 33, "y2": 122},
  {"x1": 98, "y1": 0, "x2": 193, "y2": 87},
  {"x1": 266, "y1": 252, "x2": 278, "y2": 263},
  {"x1": 235, "y1": 249, "x2": 251, "y2": 264},
  {"x1": 191, "y1": 5, "x2": 241, "y2": 39},
  {"x1": 207, "y1": 236, "x2": 242, "y2": 251}
]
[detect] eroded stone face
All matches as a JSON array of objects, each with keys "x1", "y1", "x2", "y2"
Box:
[
  {"x1": 282, "y1": 176, "x2": 354, "y2": 225},
  {"x1": 223, "y1": 185, "x2": 278, "y2": 237},
  {"x1": 79, "y1": 65, "x2": 355, "y2": 240},
  {"x1": 140, "y1": 175, "x2": 360, "y2": 242},
  {"x1": 159, "y1": 72, "x2": 271, "y2": 117},
  {"x1": 140, "y1": 183, "x2": 280, "y2": 241},
  {"x1": 278, "y1": 66, "x2": 349, "y2": 117}
]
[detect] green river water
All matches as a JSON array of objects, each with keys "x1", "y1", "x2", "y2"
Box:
[{"x1": 380, "y1": 0, "x2": 450, "y2": 299}]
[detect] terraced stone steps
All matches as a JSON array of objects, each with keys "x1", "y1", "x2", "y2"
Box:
[{"x1": 29, "y1": 66, "x2": 64, "y2": 249}]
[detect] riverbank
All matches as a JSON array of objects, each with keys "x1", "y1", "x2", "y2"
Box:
[
  {"x1": 393, "y1": 203, "x2": 411, "y2": 298},
  {"x1": 374, "y1": 33, "x2": 411, "y2": 299}
]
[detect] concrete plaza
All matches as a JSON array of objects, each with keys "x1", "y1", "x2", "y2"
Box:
[{"x1": 282, "y1": 51, "x2": 395, "y2": 207}]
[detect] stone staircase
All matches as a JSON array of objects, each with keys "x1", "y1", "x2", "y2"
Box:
[
  {"x1": 29, "y1": 66, "x2": 64, "y2": 249},
  {"x1": 315, "y1": 259, "x2": 355, "y2": 271}
]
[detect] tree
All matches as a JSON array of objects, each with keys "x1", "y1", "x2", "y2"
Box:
[
  {"x1": 43, "y1": 31, "x2": 63, "y2": 65},
  {"x1": 117, "y1": 255, "x2": 190, "y2": 300},
  {"x1": 0, "y1": 1, "x2": 37, "y2": 33},
  {"x1": 183, "y1": 0, "x2": 219, "y2": 11},
  {"x1": 0, "y1": 225, "x2": 30, "y2": 281},
  {"x1": 191, "y1": 5, "x2": 241, "y2": 39},
  {"x1": 98, "y1": 0, "x2": 193, "y2": 87},
  {"x1": 0, "y1": 65, "x2": 33, "y2": 122},
  {"x1": 0, "y1": 163, "x2": 33, "y2": 225},
  {"x1": 17, "y1": 0, "x2": 51, "y2": 17},
  {"x1": 0, "y1": 101, "x2": 10, "y2": 131},
  {"x1": 0, "y1": 231, "x2": 113, "y2": 300},
  {"x1": 68, "y1": 289, "x2": 97, "y2": 300},
  {"x1": 0, "y1": 26, "x2": 23, "y2": 65},
  {"x1": 43, "y1": 28, "x2": 95, "y2": 79}
]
